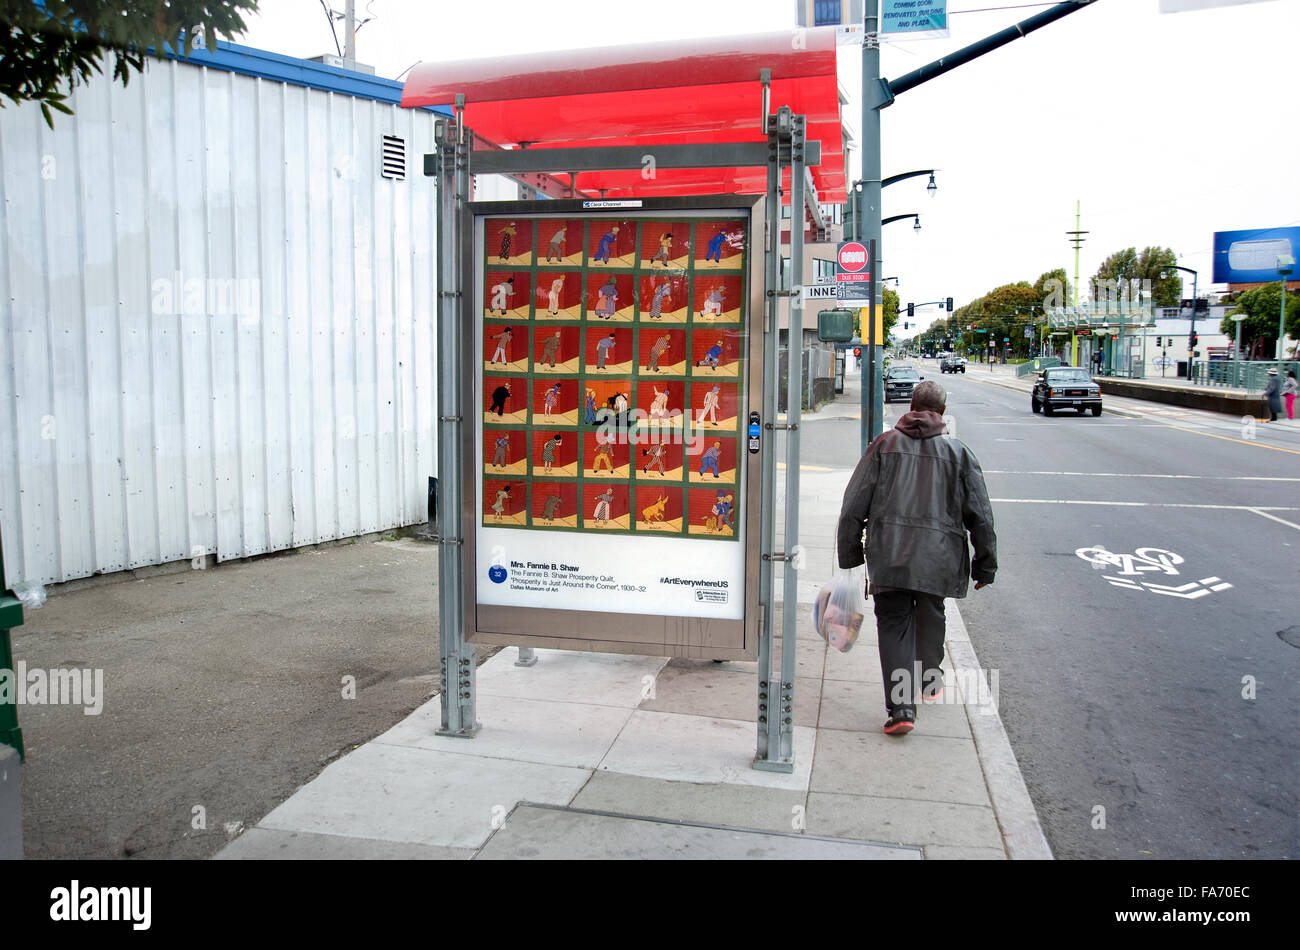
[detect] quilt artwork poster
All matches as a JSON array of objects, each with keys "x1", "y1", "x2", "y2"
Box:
[{"x1": 473, "y1": 210, "x2": 752, "y2": 621}]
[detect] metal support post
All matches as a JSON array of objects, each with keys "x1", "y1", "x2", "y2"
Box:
[
  {"x1": 755, "y1": 108, "x2": 793, "y2": 772},
  {"x1": 515, "y1": 647, "x2": 538, "y2": 667},
  {"x1": 756, "y1": 107, "x2": 803, "y2": 774},
  {"x1": 861, "y1": 2, "x2": 886, "y2": 451},
  {"x1": 434, "y1": 117, "x2": 479, "y2": 738}
]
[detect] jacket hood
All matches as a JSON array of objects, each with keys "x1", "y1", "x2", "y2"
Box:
[{"x1": 894, "y1": 409, "x2": 947, "y2": 439}]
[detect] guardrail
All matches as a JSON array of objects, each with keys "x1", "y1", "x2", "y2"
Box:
[
  {"x1": 1016, "y1": 357, "x2": 1062, "y2": 377},
  {"x1": 1191, "y1": 360, "x2": 1300, "y2": 391}
]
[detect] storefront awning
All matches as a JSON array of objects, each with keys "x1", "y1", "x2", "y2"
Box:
[{"x1": 400, "y1": 29, "x2": 847, "y2": 206}]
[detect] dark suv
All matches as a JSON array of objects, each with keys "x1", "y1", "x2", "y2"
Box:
[
  {"x1": 1032, "y1": 367, "x2": 1102, "y2": 416},
  {"x1": 884, "y1": 365, "x2": 922, "y2": 403},
  {"x1": 940, "y1": 356, "x2": 966, "y2": 374}
]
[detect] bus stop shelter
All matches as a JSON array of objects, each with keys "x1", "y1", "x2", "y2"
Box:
[{"x1": 401, "y1": 28, "x2": 847, "y2": 772}]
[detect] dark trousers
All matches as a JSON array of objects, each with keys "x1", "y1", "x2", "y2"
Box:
[{"x1": 872, "y1": 590, "x2": 947, "y2": 715}]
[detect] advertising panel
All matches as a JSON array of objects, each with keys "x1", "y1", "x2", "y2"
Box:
[
  {"x1": 467, "y1": 202, "x2": 761, "y2": 657},
  {"x1": 1212, "y1": 227, "x2": 1300, "y2": 285}
]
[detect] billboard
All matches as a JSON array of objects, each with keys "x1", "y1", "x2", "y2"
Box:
[
  {"x1": 1212, "y1": 227, "x2": 1300, "y2": 285},
  {"x1": 469, "y1": 201, "x2": 763, "y2": 660}
]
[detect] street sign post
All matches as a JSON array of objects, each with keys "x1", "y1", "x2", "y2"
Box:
[{"x1": 836, "y1": 241, "x2": 872, "y2": 302}]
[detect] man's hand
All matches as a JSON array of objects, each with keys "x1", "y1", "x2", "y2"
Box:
[{"x1": 974, "y1": 580, "x2": 991, "y2": 590}]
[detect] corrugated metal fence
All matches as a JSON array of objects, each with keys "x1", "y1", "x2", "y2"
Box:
[{"x1": 0, "y1": 60, "x2": 442, "y2": 585}]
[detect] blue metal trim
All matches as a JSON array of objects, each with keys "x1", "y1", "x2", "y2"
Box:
[{"x1": 159, "y1": 39, "x2": 451, "y2": 114}]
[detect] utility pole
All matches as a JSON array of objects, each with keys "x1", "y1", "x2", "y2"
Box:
[
  {"x1": 1066, "y1": 201, "x2": 1087, "y2": 307},
  {"x1": 858, "y1": 0, "x2": 1099, "y2": 449},
  {"x1": 343, "y1": 0, "x2": 356, "y2": 65},
  {"x1": 860, "y1": 0, "x2": 885, "y2": 453}
]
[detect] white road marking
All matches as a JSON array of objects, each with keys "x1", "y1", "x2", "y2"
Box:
[
  {"x1": 991, "y1": 499, "x2": 1299, "y2": 511},
  {"x1": 985, "y1": 471, "x2": 1300, "y2": 482},
  {"x1": 1246, "y1": 507, "x2": 1300, "y2": 533}
]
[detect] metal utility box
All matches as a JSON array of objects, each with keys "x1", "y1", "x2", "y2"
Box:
[{"x1": 818, "y1": 308, "x2": 856, "y2": 343}]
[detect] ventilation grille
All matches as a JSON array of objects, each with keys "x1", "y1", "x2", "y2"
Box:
[{"x1": 380, "y1": 134, "x2": 406, "y2": 180}]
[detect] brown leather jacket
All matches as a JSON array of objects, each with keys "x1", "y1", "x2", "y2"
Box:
[{"x1": 836, "y1": 410, "x2": 997, "y2": 598}]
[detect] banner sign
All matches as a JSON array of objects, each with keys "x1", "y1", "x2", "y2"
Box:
[
  {"x1": 881, "y1": 0, "x2": 949, "y2": 39},
  {"x1": 475, "y1": 209, "x2": 754, "y2": 628}
]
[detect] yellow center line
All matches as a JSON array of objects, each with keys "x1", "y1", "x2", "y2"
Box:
[{"x1": 1161, "y1": 423, "x2": 1300, "y2": 456}]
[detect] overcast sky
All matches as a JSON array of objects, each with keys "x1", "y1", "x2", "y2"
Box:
[{"x1": 235, "y1": 0, "x2": 1300, "y2": 338}]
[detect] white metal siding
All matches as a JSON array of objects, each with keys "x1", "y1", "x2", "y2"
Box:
[{"x1": 0, "y1": 58, "x2": 440, "y2": 585}]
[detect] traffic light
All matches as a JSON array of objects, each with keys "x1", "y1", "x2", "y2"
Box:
[
  {"x1": 1189, "y1": 331, "x2": 1198, "y2": 349},
  {"x1": 1155, "y1": 336, "x2": 1162, "y2": 347},
  {"x1": 1112, "y1": 334, "x2": 1118, "y2": 342},
  {"x1": 907, "y1": 303, "x2": 915, "y2": 317},
  {"x1": 946, "y1": 297, "x2": 954, "y2": 311}
]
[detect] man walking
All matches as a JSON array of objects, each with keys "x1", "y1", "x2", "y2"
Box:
[{"x1": 837, "y1": 380, "x2": 997, "y2": 736}]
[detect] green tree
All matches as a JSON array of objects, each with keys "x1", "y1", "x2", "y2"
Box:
[
  {"x1": 882, "y1": 286, "x2": 900, "y2": 341},
  {"x1": 1092, "y1": 246, "x2": 1181, "y2": 306},
  {"x1": 1034, "y1": 268, "x2": 1071, "y2": 309},
  {"x1": 0, "y1": 1, "x2": 258, "y2": 126},
  {"x1": 1222, "y1": 284, "x2": 1300, "y2": 358}
]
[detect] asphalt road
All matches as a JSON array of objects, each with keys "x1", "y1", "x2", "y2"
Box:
[{"x1": 802, "y1": 363, "x2": 1300, "y2": 859}]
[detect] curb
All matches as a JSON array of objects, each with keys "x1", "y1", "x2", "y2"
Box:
[{"x1": 943, "y1": 599, "x2": 1054, "y2": 860}]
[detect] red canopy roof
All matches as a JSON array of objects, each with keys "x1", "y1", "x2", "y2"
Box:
[{"x1": 401, "y1": 29, "x2": 846, "y2": 205}]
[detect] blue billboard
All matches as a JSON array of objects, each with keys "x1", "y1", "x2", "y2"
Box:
[{"x1": 1212, "y1": 227, "x2": 1300, "y2": 284}]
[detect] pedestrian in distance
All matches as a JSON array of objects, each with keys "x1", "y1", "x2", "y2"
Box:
[
  {"x1": 1285, "y1": 370, "x2": 1298, "y2": 420},
  {"x1": 1265, "y1": 368, "x2": 1282, "y2": 422},
  {"x1": 837, "y1": 380, "x2": 997, "y2": 736}
]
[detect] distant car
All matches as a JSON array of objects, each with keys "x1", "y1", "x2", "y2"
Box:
[
  {"x1": 1032, "y1": 367, "x2": 1102, "y2": 416},
  {"x1": 884, "y1": 365, "x2": 922, "y2": 403},
  {"x1": 941, "y1": 356, "x2": 966, "y2": 374}
]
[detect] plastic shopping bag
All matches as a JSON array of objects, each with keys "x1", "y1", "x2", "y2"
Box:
[{"x1": 813, "y1": 561, "x2": 866, "y2": 653}]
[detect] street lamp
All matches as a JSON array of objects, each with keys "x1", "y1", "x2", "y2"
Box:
[
  {"x1": 1278, "y1": 254, "x2": 1294, "y2": 367},
  {"x1": 1162, "y1": 263, "x2": 1198, "y2": 380},
  {"x1": 883, "y1": 213, "x2": 921, "y2": 231}
]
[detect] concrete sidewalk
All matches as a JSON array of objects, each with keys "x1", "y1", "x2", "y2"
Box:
[{"x1": 217, "y1": 432, "x2": 1051, "y2": 861}]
